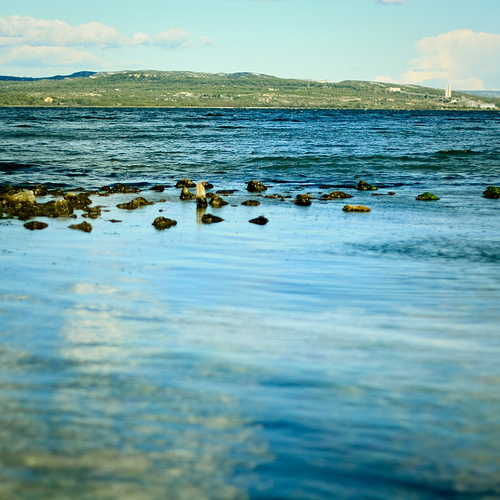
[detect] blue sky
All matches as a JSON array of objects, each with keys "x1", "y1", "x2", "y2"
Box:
[{"x1": 1, "y1": 0, "x2": 499, "y2": 89}]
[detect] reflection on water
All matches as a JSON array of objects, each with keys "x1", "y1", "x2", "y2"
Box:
[{"x1": 1, "y1": 109, "x2": 500, "y2": 498}]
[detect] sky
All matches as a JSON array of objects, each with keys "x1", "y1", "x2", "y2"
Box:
[{"x1": 0, "y1": 0, "x2": 499, "y2": 90}]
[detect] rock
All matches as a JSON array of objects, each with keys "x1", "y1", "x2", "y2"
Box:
[
  {"x1": 196, "y1": 182, "x2": 208, "y2": 208},
  {"x1": 416, "y1": 192, "x2": 440, "y2": 201},
  {"x1": 24, "y1": 221, "x2": 48, "y2": 230},
  {"x1": 483, "y1": 186, "x2": 500, "y2": 199},
  {"x1": 68, "y1": 221, "x2": 92, "y2": 232},
  {"x1": 356, "y1": 180, "x2": 377, "y2": 191},
  {"x1": 249, "y1": 216, "x2": 269, "y2": 225},
  {"x1": 116, "y1": 197, "x2": 153, "y2": 209},
  {"x1": 33, "y1": 185, "x2": 48, "y2": 196},
  {"x1": 150, "y1": 185, "x2": 165, "y2": 192},
  {"x1": 41, "y1": 199, "x2": 74, "y2": 218},
  {"x1": 82, "y1": 206, "x2": 102, "y2": 219},
  {"x1": 342, "y1": 204, "x2": 371, "y2": 212},
  {"x1": 294, "y1": 194, "x2": 312, "y2": 206},
  {"x1": 64, "y1": 192, "x2": 92, "y2": 210},
  {"x1": 217, "y1": 190, "x2": 237, "y2": 195},
  {"x1": 112, "y1": 183, "x2": 141, "y2": 194},
  {"x1": 321, "y1": 190, "x2": 352, "y2": 200},
  {"x1": 180, "y1": 186, "x2": 195, "y2": 200},
  {"x1": 264, "y1": 194, "x2": 285, "y2": 200},
  {"x1": 210, "y1": 195, "x2": 228, "y2": 208},
  {"x1": 201, "y1": 213, "x2": 224, "y2": 224},
  {"x1": 152, "y1": 216, "x2": 177, "y2": 230},
  {"x1": 242, "y1": 200, "x2": 260, "y2": 206},
  {"x1": 175, "y1": 177, "x2": 196, "y2": 188},
  {"x1": 247, "y1": 180, "x2": 267, "y2": 193},
  {"x1": 6, "y1": 190, "x2": 36, "y2": 203}
]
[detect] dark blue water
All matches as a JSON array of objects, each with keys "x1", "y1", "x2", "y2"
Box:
[{"x1": 1, "y1": 108, "x2": 500, "y2": 499}]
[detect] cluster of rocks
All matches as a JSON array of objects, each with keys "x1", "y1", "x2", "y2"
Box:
[{"x1": 2, "y1": 179, "x2": 499, "y2": 232}]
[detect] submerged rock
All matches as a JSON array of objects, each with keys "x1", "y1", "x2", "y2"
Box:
[
  {"x1": 116, "y1": 197, "x2": 153, "y2": 210},
  {"x1": 416, "y1": 192, "x2": 440, "y2": 201},
  {"x1": 68, "y1": 221, "x2": 92, "y2": 232},
  {"x1": 247, "y1": 180, "x2": 267, "y2": 193},
  {"x1": 210, "y1": 195, "x2": 228, "y2": 208},
  {"x1": 201, "y1": 213, "x2": 224, "y2": 224},
  {"x1": 483, "y1": 186, "x2": 500, "y2": 199},
  {"x1": 342, "y1": 204, "x2": 371, "y2": 212},
  {"x1": 249, "y1": 216, "x2": 269, "y2": 225},
  {"x1": 150, "y1": 185, "x2": 165, "y2": 192},
  {"x1": 217, "y1": 190, "x2": 237, "y2": 196},
  {"x1": 242, "y1": 200, "x2": 260, "y2": 206},
  {"x1": 152, "y1": 216, "x2": 177, "y2": 230},
  {"x1": 175, "y1": 178, "x2": 196, "y2": 188},
  {"x1": 24, "y1": 220, "x2": 48, "y2": 230},
  {"x1": 180, "y1": 186, "x2": 195, "y2": 200},
  {"x1": 64, "y1": 192, "x2": 92, "y2": 210},
  {"x1": 82, "y1": 206, "x2": 102, "y2": 219},
  {"x1": 294, "y1": 194, "x2": 312, "y2": 206},
  {"x1": 321, "y1": 190, "x2": 352, "y2": 200},
  {"x1": 356, "y1": 180, "x2": 377, "y2": 191}
]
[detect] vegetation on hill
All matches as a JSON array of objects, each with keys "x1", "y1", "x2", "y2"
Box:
[{"x1": 0, "y1": 70, "x2": 498, "y2": 110}]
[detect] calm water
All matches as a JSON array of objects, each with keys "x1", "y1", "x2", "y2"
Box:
[{"x1": 1, "y1": 108, "x2": 500, "y2": 499}]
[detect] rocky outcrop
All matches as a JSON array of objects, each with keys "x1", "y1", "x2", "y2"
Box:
[
  {"x1": 201, "y1": 213, "x2": 224, "y2": 224},
  {"x1": 116, "y1": 197, "x2": 153, "y2": 209},
  {"x1": 483, "y1": 186, "x2": 500, "y2": 199},
  {"x1": 210, "y1": 195, "x2": 228, "y2": 208},
  {"x1": 293, "y1": 194, "x2": 312, "y2": 206},
  {"x1": 242, "y1": 200, "x2": 260, "y2": 206},
  {"x1": 24, "y1": 220, "x2": 48, "y2": 230},
  {"x1": 247, "y1": 180, "x2": 267, "y2": 193},
  {"x1": 152, "y1": 216, "x2": 177, "y2": 230},
  {"x1": 321, "y1": 191, "x2": 352, "y2": 200},
  {"x1": 68, "y1": 221, "x2": 92, "y2": 232},
  {"x1": 416, "y1": 192, "x2": 439, "y2": 201},
  {"x1": 249, "y1": 216, "x2": 269, "y2": 225},
  {"x1": 342, "y1": 204, "x2": 371, "y2": 212},
  {"x1": 356, "y1": 180, "x2": 377, "y2": 191}
]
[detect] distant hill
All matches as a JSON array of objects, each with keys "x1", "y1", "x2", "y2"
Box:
[
  {"x1": 0, "y1": 70, "x2": 498, "y2": 109},
  {"x1": 460, "y1": 90, "x2": 500, "y2": 99},
  {"x1": 0, "y1": 71, "x2": 97, "y2": 82}
]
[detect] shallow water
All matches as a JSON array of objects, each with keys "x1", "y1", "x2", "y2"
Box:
[{"x1": 1, "y1": 108, "x2": 500, "y2": 499}]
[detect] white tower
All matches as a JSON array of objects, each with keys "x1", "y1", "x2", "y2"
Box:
[{"x1": 445, "y1": 85, "x2": 451, "y2": 98}]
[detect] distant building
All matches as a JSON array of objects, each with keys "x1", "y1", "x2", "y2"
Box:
[
  {"x1": 445, "y1": 86, "x2": 452, "y2": 98},
  {"x1": 389, "y1": 87, "x2": 401, "y2": 93}
]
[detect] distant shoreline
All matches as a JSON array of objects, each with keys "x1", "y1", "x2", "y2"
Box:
[{"x1": 1, "y1": 70, "x2": 498, "y2": 111}]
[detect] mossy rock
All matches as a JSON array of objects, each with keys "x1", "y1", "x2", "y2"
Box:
[
  {"x1": 483, "y1": 186, "x2": 500, "y2": 199},
  {"x1": 152, "y1": 216, "x2": 177, "y2": 230},
  {"x1": 356, "y1": 180, "x2": 377, "y2": 191},
  {"x1": 342, "y1": 204, "x2": 371, "y2": 212},
  {"x1": 416, "y1": 192, "x2": 440, "y2": 201},
  {"x1": 247, "y1": 180, "x2": 267, "y2": 193}
]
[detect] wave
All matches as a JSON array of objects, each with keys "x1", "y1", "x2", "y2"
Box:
[
  {"x1": 435, "y1": 149, "x2": 477, "y2": 156},
  {"x1": 0, "y1": 161, "x2": 36, "y2": 171}
]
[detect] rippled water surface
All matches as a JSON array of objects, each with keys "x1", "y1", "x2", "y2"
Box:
[{"x1": 1, "y1": 108, "x2": 500, "y2": 499}]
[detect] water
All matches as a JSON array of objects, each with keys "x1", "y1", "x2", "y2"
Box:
[{"x1": 1, "y1": 108, "x2": 500, "y2": 499}]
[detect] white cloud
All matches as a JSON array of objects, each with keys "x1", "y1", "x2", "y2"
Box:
[
  {"x1": 1, "y1": 45, "x2": 103, "y2": 67},
  {"x1": 402, "y1": 29, "x2": 500, "y2": 89},
  {"x1": 0, "y1": 15, "x2": 213, "y2": 70},
  {"x1": 152, "y1": 28, "x2": 214, "y2": 49},
  {"x1": 0, "y1": 16, "x2": 132, "y2": 48}
]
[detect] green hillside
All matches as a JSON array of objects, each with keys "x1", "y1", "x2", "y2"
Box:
[{"x1": 0, "y1": 70, "x2": 498, "y2": 110}]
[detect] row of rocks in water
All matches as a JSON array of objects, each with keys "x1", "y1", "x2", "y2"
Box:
[{"x1": 2, "y1": 179, "x2": 499, "y2": 231}]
